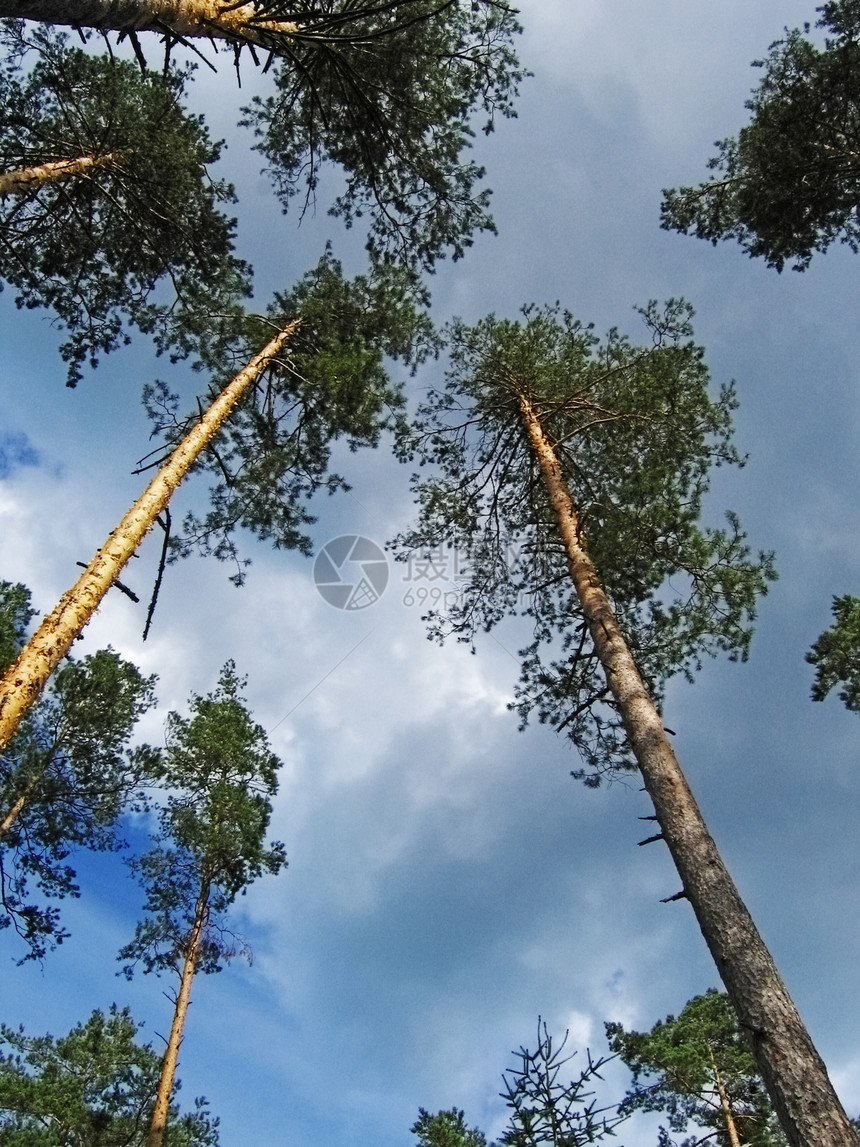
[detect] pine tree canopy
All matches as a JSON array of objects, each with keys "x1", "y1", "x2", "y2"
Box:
[
  {"x1": 0, "y1": 21, "x2": 251, "y2": 385},
  {"x1": 606, "y1": 989, "x2": 787, "y2": 1147},
  {"x1": 0, "y1": 581, "x2": 160, "y2": 962},
  {"x1": 396, "y1": 300, "x2": 776, "y2": 781},
  {"x1": 144, "y1": 250, "x2": 439, "y2": 582},
  {"x1": 0, "y1": 1006, "x2": 219, "y2": 1146},
  {"x1": 241, "y1": 0, "x2": 525, "y2": 270},
  {"x1": 806, "y1": 593, "x2": 860, "y2": 711},
  {"x1": 661, "y1": 0, "x2": 860, "y2": 270},
  {"x1": 119, "y1": 661, "x2": 286, "y2": 980}
]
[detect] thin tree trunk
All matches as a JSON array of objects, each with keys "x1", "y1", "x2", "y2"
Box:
[
  {"x1": 148, "y1": 881, "x2": 209, "y2": 1147},
  {"x1": 0, "y1": 153, "x2": 119, "y2": 196},
  {"x1": 0, "y1": 318, "x2": 300, "y2": 754},
  {"x1": 517, "y1": 392, "x2": 857, "y2": 1147},
  {"x1": 708, "y1": 1043, "x2": 742, "y2": 1147},
  {"x1": 0, "y1": 0, "x2": 299, "y2": 46},
  {"x1": 0, "y1": 774, "x2": 39, "y2": 838}
]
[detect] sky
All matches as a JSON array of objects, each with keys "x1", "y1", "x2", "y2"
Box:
[{"x1": 1, "y1": 2, "x2": 860, "y2": 1145}]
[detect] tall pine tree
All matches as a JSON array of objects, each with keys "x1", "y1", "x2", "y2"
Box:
[{"x1": 397, "y1": 300, "x2": 855, "y2": 1145}]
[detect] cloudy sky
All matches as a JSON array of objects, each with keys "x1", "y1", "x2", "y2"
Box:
[{"x1": 2, "y1": 2, "x2": 860, "y2": 1144}]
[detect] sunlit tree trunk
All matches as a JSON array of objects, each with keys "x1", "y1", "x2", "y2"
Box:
[
  {"x1": 0, "y1": 153, "x2": 120, "y2": 196},
  {"x1": 708, "y1": 1044, "x2": 742, "y2": 1147},
  {"x1": 517, "y1": 391, "x2": 857, "y2": 1147},
  {"x1": 0, "y1": 318, "x2": 300, "y2": 753},
  {"x1": 148, "y1": 881, "x2": 209, "y2": 1147},
  {"x1": 0, "y1": 0, "x2": 298, "y2": 45}
]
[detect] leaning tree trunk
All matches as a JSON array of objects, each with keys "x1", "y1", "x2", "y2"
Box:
[
  {"x1": 0, "y1": 0, "x2": 299, "y2": 47},
  {"x1": 0, "y1": 153, "x2": 120, "y2": 196},
  {"x1": 148, "y1": 881, "x2": 209, "y2": 1147},
  {"x1": 517, "y1": 392, "x2": 858, "y2": 1147},
  {"x1": 0, "y1": 318, "x2": 301, "y2": 754}
]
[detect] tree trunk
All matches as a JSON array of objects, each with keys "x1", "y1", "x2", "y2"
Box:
[
  {"x1": 0, "y1": 153, "x2": 121, "y2": 196},
  {"x1": 0, "y1": 0, "x2": 299, "y2": 47},
  {"x1": 148, "y1": 881, "x2": 209, "y2": 1147},
  {"x1": 708, "y1": 1043, "x2": 742, "y2": 1147},
  {"x1": 517, "y1": 392, "x2": 857, "y2": 1147},
  {"x1": 0, "y1": 318, "x2": 300, "y2": 754}
]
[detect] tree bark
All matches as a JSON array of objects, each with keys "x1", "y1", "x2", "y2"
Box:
[
  {"x1": 0, "y1": 318, "x2": 300, "y2": 754},
  {"x1": 517, "y1": 392, "x2": 857, "y2": 1147},
  {"x1": 708, "y1": 1043, "x2": 742, "y2": 1147},
  {"x1": 148, "y1": 881, "x2": 209, "y2": 1147},
  {"x1": 0, "y1": 153, "x2": 120, "y2": 196},
  {"x1": 0, "y1": 0, "x2": 299, "y2": 47}
]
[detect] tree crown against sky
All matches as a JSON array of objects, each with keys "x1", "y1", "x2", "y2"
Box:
[
  {"x1": 119, "y1": 660, "x2": 286, "y2": 980},
  {"x1": 143, "y1": 249, "x2": 439, "y2": 583},
  {"x1": 0, "y1": 581, "x2": 160, "y2": 962},
  {"x1": 806, "y1": 594, "x2": 860, "y2": 712},
  {"x1": 0, "y1": 1005, "x2": 219, "y2": 1146},
  {"x1": 396, "y1": 300, "x2": 776, "y2": 781},
  {"x1": 241, "y1": 0, "x2": 526, "y2": 272},
  {"x1": 0, "y1": 1, "x2": 525, "y2": 286},
  {"x1": 661, "y1": 0, "x2": 860, "y2": 270},
  {"x1": 0, "y1": 21, "x2": 250, "y2": 386},
  {"x1": 607, "y1": 989, "x2": 786, "y2": 1147}
]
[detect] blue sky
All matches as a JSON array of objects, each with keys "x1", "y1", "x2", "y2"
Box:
[{"x1": 2, "y1": 2, "x2": 860, "y2": 1145}]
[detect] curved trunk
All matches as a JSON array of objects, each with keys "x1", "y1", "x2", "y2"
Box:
[
  {"x1": 148, "y1": 880, "x2": 209, "y2": 1147},
  {"x1": 0, "y1": 318, "x2": 301, "y2": 753},
  {"x1": 0, "y1": 0, "x2": 298, "y2": 46},
  {"x1": 0, "y1": 153, "x2": 120, "y2": 196},
  {"x1": 517, "y1": 392, "x2": 857, "y2": 1147}
]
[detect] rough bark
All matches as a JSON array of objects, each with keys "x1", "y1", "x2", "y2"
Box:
[
  {"x1": 0, "y1": 318, "x2": 300, "y2": 754},
  {"x1": 517, "y1": 392, "x2": 857, "y2": 1147},
  {"x1": 148, "y1": 881, "x2": 209, "y2": 1147},
  {"x1": 0, "y1": 0, "x2": 299, "y2": 47},
  {"x1": 0, "y1": 153, "x2": 120, "y2": 196}
]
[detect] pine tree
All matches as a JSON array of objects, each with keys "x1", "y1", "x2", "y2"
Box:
[
  {"x1": 397, "y1": 300, "x2": 855, "y2": 1145},
  {"x1": 0, "y1": 580, "x2": 159, "y2": 961},
  {"x1": 0, "y1": 3, "x2": 524, "y2": 273},
  {"x1": 0, "y1": 1005, "x2": 219, "y2": 1145},
  {"x1": 118, "y1": 661, "x2": 286, "y2": 1147},
  {"x1": 661, "y1": 0, "x2": 860, "y2": 270},
  {"x1": 0, "y1": 22, "x2": 250, "y2": 385},
  {"x1": 607, "y1": 990, "x2": 786, "y2": 1147},
  {"x1": 806, "y1": 594, "x2": 860, "y2": 712},
  {"x1": 0, "y1": 254, "x2": 434, "y2": 752}
]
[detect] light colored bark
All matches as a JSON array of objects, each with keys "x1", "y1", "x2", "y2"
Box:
[
  {"x1": 0, "y1": 0, "x2": 299, "y2": 46},
  {"x1": 0, "y1": 153, "x2": 120, "y2": 196},
  {"x1": 0, "y1": 318, "x2": 300, "y2": 754},
  {"x1": 708, "y1": 1044, "x2": 743, "y2": 1147},
  {"x1": 0, "y1": 776, "x2": 37, "y2": 837},
  {"x1": 148, "y1": 882, "x2": 209, "y2": 1147},
  {"x1": 516, "y1": 392, "x2": 857, "y2": 1147}
]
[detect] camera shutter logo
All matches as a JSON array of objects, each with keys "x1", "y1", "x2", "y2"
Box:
[{"x1": 313, "y1": 535, "x2": 389, "y2": 610}]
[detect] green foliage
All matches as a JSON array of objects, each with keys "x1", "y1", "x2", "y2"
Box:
[
  {"x1": 0, "y1": 1005, "x2": 219, "y2": 1145},
  {"x1": 495, "y1": 1021, "x2": 624, "y2": 1145},
  {"x1": 396, "y1": 300, "x2": 775, "y2": 782},
  {"x1": 145, "y1": 249, "x2": 439, "y2": 583},
  {"x1": 242, "y1": 0, "x2": 525, "y2": 271},
  {"x1": 606, "y1": 990, "x2": 786, "y2": 1147},
  {"x1": 411, "y1": 1108, "x2": 488, "y2": 1147},
  {"x1": 806, "y1": 594, "x2": 860, "y2": 711},
  {"x1": 0, "y1": 579, "x2": 34, "y2": 673},
  {"x1": 0, "y1": 21, "x2": 250, "y2": 384},
  {"x1": 119, "y1": 661, "x2": 286, "y2": 980},
  {"x1": 0, "y1": 582, "x2": 160, "y2": 961},
  {"x1": 661, "y1": 0, "x2": 860, "y2": 270}
]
